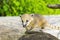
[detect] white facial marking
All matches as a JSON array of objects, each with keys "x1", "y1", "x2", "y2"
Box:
[
  {"x1": 23, "y1": 22, "x2": 26, "y2": 25},
  {"x1": 26, "y1": 18, "x2": 33, "y2": 26}
]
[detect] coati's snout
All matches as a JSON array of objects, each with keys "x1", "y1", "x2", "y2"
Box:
[
  {"x1": 22, "y1": 20, "x2": 29, "y2": 27},
  {"x1": 21, "y1": 20, "x2": 27, "y2": 27},
  {"x1": 23, "y1": 24, "x2": 26, "y2": 27}
]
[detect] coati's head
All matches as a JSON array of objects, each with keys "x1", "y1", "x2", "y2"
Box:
[{"x1": 20, "y1": 14, "x2": 34, "y2": 27}]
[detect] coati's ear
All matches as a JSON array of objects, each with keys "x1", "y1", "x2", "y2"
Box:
[
  {"x1": 20, "y1": 15, "x2": 21, "y2": 17},
  {"x1": 19, "y1": 15, "x2": 21, "y2": 17},
  {"x1": 30, "y1": 14, "x2": 34, "y2": 16}
]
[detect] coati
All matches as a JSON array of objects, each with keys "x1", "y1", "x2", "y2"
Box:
[{"x1": 20, "y1": 14, "x2": 60, "y2": 32}]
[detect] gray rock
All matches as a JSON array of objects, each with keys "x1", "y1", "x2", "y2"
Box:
[
  {"x1": 19, "y1": 31, "x2": 59, "y2": 40},
  {"x1": 0, "y1": 16, "x2": 60, "y2": 40}
]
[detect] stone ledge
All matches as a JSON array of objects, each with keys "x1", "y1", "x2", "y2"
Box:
[{"x1": 0, "y1": 16, "x2": 60, "y2": 40}]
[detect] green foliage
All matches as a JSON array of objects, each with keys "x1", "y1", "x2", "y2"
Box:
[{"x1": 0, "y1": 0, "x2": 60, "y2": 16}]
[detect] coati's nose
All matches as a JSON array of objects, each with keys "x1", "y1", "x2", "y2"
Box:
[{"x1": 23, "y1": 25, "x2": 26, "y2": 27}]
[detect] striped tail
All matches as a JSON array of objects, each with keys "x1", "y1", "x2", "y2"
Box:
[{"x1": 45, "y1": 24, "x2": 60, "y2": 30}]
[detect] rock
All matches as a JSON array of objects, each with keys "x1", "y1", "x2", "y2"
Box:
[
  {"x1": 0, "y1": 25, "x2": 26, "y2": 40},
  {"x1": 0, "y1": 16, "x2": 60, "y2": 40},
  {"x1": 19, "y1": 31, "x2": 59, "y2": 40}
]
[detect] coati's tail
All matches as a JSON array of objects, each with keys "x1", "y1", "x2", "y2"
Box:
[{"x1": 45, "y1": 24, "x2": 60, "y2": 30}]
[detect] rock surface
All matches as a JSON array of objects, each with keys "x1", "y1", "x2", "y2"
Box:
[
  {"x1": 0, "y1": 16, "x2": 60, "y2": 40},
  {"x1": 0, "y1": 17, "x2": 26, "y2": 40},
  {"x1": 19, "y1": 31, "x2": 59, "y2": 40}
]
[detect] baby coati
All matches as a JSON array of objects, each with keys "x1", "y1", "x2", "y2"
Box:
[{"x1": 20, "y1": 14, "x2": 60, "y2": 32}]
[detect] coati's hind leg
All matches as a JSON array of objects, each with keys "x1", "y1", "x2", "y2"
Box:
[
  {"x1": 39, "y1": 22, "x2": 45, "y2": 32},
  {"x1": 38, "y1": 27, "x2": 44, "y2": 32}
]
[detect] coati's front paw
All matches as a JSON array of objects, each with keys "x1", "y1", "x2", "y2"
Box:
[
  {"x1": 25, "y1": 30, "x2": 31, "y2": 34},
  {"x1": 25, "y1": 30, "x2": 41, "y2": 34}
]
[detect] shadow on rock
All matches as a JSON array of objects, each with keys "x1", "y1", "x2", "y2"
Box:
[{"x1": 18, "y1": 31, "x2": 59, "y2": 40}]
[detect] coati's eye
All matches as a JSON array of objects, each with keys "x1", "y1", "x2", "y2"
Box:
[
  {"x1": 26, "y1": 20, "x2": 28, "y2": 22},
  {"x1": 20, "y1": 16, "x2": 21, "y2": 17},
  {"x1": 22, "y1": 20, "x2": 23, "y2": 22}
]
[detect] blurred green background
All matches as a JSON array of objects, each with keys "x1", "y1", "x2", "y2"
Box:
[{"x1": 0, "y1": 0, "x2": 60, "y2": 16}]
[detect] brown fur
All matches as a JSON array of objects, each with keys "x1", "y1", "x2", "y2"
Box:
[{"x1": 20, "y1": 14, "x2": 60, "y2": 31}]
